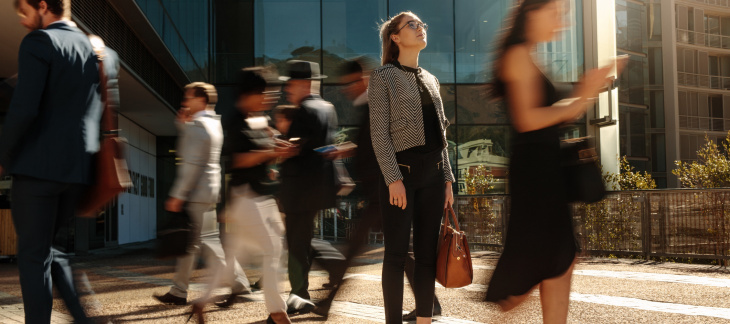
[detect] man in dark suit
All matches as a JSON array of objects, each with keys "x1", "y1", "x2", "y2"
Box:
[
  {"x1": 277, "y1": 60, "x2": 344, "y2": 314},
  {"x1": 0, "y1": 1, "x2": 118, "y2": 322}
]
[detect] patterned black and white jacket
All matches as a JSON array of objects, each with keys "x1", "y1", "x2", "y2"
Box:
[{"x1": 368, "y1": 63, "x2": 456, "y2": 186}]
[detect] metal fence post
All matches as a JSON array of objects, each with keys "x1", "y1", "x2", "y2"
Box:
[
  {"x1": 320, "y1": 210, "x2": 324, "y2": 239},
  {"x1": 642, "y1": 193, "x2": 652, "y2": 260},
  {"x1": 333, "y1": 208, "x2": 338, "y2": 242}
]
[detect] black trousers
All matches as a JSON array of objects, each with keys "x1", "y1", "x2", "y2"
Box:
[
  {"x1": 285, "y1": 210, "x2": 345, "y2": 299},
  {"x1": 320, "y1": 173, "x2": 442, "y2": 310},
  {"x1": 381, "y1": 150, "x2": 445, "y2": 323},
  {"x1": 11, "y1": 175, "x2": 90, "y2": 324}
]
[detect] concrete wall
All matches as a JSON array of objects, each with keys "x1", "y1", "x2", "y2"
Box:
[{"x1": 117, "y1": 115, "x2": 157, "y2": 245}]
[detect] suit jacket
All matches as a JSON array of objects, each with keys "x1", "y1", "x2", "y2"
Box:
[
  {"x1": 169, "y1": 111, "x2": 223, "y2": 204},
  {"x1": 368, "y1": 63, "x2": 455, "y2": 186},
  {"x1": 278, "y1": 94, "x2": 338, "y2": 213},
  {"x1": 0, "y1": 21, "x2": 120, "y2": 185}
]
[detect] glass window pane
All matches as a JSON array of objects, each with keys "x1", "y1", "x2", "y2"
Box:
[
  {"x1": 456, "y1": 126, "x2": 511, "y2": 195},
  {"x1": 650, "y1": 91, "x2": 664, "y2": 128},
  {"x1": 648, "y1": 3, "x2": 662, "y2": 41},
  {"x1": 652, "y1": 133, "x2": 666, "y2": 172},
  {"x1": 322, "y1": 0, "x2": 387, "y2": 83},
  {"x1": 389, "y1": 0, "x2": 455, "y2": 83},
  {"x1": 535, "y1": 0, "x2": 584, "y2": 82},
  {"x1": 321, "y1": 85, "x2": 367, "y2": 126},
  {"x1": 456, "y1": 85, "x2": 508, "y2": 125},
  {"x1": 255, "y1": 0, "x2": 321, "y2": 75},
  {"x1": 454, "y1": 0, "x2": 510, "y2": 83},
  {"x1": 441, "y1": 84, "x2": 455, "y2": 123},
  {"x1": 213, "y1": 0, "x2": 254, "y2": 83}
]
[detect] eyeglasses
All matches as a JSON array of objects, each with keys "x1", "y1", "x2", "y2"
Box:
[{"x1": 396, "y1": 20, "x2": 428, "y2": 33}]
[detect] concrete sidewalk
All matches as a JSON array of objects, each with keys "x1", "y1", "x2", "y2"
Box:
[{"x1": 2, "y1": 244, "x2": 730, "y2": 323}]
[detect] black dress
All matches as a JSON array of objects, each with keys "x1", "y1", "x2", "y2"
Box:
[{"x1": 485, "y1": 73, "x2": 578, "y2": 302}]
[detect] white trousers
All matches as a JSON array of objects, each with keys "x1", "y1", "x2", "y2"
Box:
[{"x1": 198, "y1": 184, "x2": 287, "y2": 313}]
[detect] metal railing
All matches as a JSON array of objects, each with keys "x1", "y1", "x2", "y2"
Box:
[
  {"x1": 456, "y1": 189, "x2": 730, "y2": 261},
  {"x1": 315, "y1": 189, "x2": 730, "y2": 262},
  {"x1": 676, "y1": 28, "x2": 730, "y2": 50},
  {"x1": 682, "y1": 0, "x2": 730, "y2": 8},
  {"x1": 677, "y1": 72, "x2": 730, "y2": 90}
]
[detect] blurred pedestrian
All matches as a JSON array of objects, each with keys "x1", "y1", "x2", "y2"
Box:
[
  {"x1": 154, "y1": 82, "x2": 251, "y2": 305},
  {"x1": 191, "y1": 67, "x2": 294, "y2": 324},
  {"x1": 369, "y1": 12, "x2": 455, "y2": 324},
  {"x1": 277, "y1": 60, "x2": 345, "y2": 314},
  {"x1": 483, "y1": 1, "x2": 624, "y2": 323},
  {"x1": 0, "y1": 1, "x2": 118, "y2": 322}
]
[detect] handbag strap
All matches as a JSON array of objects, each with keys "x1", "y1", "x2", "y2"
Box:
[
  {"x1": 88, "y1": 35, "x2": 115, "y2": 136},
  {"x1": 443, "y1": 205, "x2": 460, "y2": 232}
]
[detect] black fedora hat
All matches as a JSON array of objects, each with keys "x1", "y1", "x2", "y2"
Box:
[{"x1": 279, "y1": 60, "x2": 327, "y2": 81}]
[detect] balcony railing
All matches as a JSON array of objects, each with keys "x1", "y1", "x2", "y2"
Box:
[
  {"x1": 677, "y1": 28, "x2": 730, "y2": 49},
  {"x1": 455, "y1": 189, "x2": 730, "y2": 261},
  {"x1": 677, "y1": 72, "x2": 730, "y2": 90},
  {"x1": 681, "y1": 0, "x2": 730, "y2": 8}
]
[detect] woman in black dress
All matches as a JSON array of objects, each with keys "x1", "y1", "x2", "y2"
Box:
[{"x1": 484, "y1": 1, "x2": 622, "y2": 323}]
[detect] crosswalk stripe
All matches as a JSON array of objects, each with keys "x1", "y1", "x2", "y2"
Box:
[
  {"x1": 570, "y1": 292, "x2": 730, "y2": 320},
  {"x1": 573, "y1": 269, "x2": 730, "y2": 288}
]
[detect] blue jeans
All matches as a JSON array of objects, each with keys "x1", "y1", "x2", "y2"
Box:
[{"x1": 11, "y1": 175, "x2": 89, "y2": 324}]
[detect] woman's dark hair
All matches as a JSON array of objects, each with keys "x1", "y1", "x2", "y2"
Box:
[{"x1": 490, "y1": 0, "x2": 555, "y2": 99}]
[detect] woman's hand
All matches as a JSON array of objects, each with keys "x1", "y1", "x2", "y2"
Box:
[
  {"x1": 389, "y1": 180, "x2": 407, "y2": 210},
  {"x1": 574, "y1": 65, "x2": 613, "y2": 101},
  {"x1": 444, "y1": 181, "x2": 454, "y2": 208}
]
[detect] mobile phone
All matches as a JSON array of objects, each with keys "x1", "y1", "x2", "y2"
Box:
[{"x1": 314, "y1": 145, "x2": 337, "y2": 153}]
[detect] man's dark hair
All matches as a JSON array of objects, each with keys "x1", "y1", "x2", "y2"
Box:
[
  {"x1": 237, "y1": 67, "x2": 268, "y2": 96},
  {"x1": 14, "y1": 0, "x2": 71, "y2": 18},
  {"x1": 184, "y1": 82, "x2": 218, "y2": 106}
]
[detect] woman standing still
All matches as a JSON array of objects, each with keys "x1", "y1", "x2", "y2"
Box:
[
  {"x1": 369, "y1": 11, "x2": 456, "y2": 324},
  {"x1": 484, "y1": 1, "x2": 624, "y2": 323}
]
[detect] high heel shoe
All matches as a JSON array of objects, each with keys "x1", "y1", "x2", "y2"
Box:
[
  {"x1": 186, "y1": 303, "x2": 205, "y2": 324},
  {"x1": 266, "y1": 312, "x2": 291, "y2": 324}
]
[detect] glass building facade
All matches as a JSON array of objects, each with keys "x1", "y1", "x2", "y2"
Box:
[
  {"x1": 138, "y1": 0, "x2": 586, "y2": 195},
  {"x1": 616, "y1": 0, "x2": 668, "y2": 187},
  {"x1": 135, "y1": 0, "x2": 210, "y2": 81}
]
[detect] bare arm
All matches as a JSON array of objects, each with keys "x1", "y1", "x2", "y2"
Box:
[{"x1": 503, "y1": 45, "x2": 612, "y2": 133}]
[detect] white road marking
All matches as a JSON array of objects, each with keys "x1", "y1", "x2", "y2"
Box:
[{"x1": 574, "y1": 269, "x2": 730, "y2": 288}]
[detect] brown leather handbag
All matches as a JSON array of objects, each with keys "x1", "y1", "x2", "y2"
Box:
[
  {"x1": 77, "y1": 36, "x2": 133, "y2": 218},
  {"x1": 436, "y1": 205, "x2": 473, "y2": 288}
]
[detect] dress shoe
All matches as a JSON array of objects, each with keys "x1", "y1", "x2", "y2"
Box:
[
  {"x1": 213, "y1": 290, "x2": 250, "y2": 308},
  {"x1": 312, "y1": 298, "x2": 332, "y2": 318},
  {"x1": 402, "y1": 303, "x2": 442, "y2": 321},
  {"x1": 250, "y1": 280, "x2": 262, "y2": 292},
  {"x1": 286, "y1": 295, "x2": 314, "y2": 315},
  {"x1": 153, "y1": 293, "x2": 186, "y2": 305}
]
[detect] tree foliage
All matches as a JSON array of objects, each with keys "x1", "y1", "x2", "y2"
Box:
[
  {"x1": 672, "y1": 132, "x2": 730, "y2": 188},
  {"x1": 604, "y1": 156, "x2": 657, "y2": 190}
]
